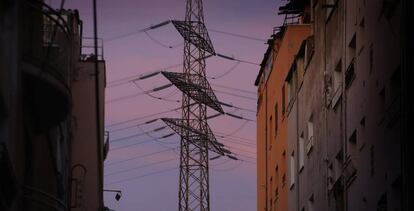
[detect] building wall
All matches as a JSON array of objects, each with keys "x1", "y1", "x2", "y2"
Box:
[
  {"x1": 257, "y1": 24, "x2": 311, "y2": 211},
  {"x1": 258, "y1": 0, "x2": 403, "y2": 211},
  {"x1": 281, "y1": 0, "x2": 403, "y2": 211},
  {"x1": 70, "y1": 61, "x2": 106, "y2": 211},
  {"x1": 0, "y1": 2, "x2": 106, "y2": 211}
]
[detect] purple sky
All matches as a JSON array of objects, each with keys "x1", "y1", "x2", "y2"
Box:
[{"x1": 51, "y1": 0, "x2": 284, "y2": 210}]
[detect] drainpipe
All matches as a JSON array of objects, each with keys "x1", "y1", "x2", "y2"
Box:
[
  {"x1": 400, "y1": 0, "x2": 410, "y2": 210},
  {"x1": 342, "y1": 0, "x2": 348, "y2": 211},
  {"x1": 92, "y1": 0, "x2": 103, "y2": 210},
  {"x1": 265, "y1": 75, "x2": 268, "y2": 211},
  {"x1": 296, "y1": 75, "x2": 300, "y2": 211}
]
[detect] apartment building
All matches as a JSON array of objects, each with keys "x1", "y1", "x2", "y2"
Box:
[
  {"x1": 257, "y1": 0, "x2": 407, "y2": 210},
  {"x1": 255, "y1": 5, "x2": 311, "y2": 210},
  {"x1": 0, "y1": 1, "x2": 108, "y2": 210}
]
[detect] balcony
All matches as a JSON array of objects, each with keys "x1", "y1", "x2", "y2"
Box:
[{"x1": 21, "y1": 1, "x2": 80, "y2": 131}]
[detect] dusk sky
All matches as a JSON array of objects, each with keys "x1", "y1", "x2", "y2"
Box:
[{"x1": 51, "y1": 0, "x2": 284, "y2": 210}]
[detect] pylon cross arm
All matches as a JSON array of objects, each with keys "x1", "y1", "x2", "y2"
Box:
[
  {"x1": 161, "y1": 118, "x2": 233, "y2": 157},
  {"x1": 171, "y1": 20, "x2": 215, "y2": 55},
  {"x1": 161, "y1": 71, "x2": 224, "y2": 114}
]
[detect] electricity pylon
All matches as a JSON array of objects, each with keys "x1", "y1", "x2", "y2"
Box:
[{"x1": 160, "y1": 0, "x2": 234, "y2": 210}]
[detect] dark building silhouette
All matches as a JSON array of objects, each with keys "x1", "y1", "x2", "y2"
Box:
[{"x1": 1, "y1": 1, "x2": 107, "y2": 210}]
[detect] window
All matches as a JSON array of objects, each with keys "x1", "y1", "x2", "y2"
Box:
[
  {"x1": 325, "y1": 0, "x2": 338, "y2": 21},
  {"x1": 282, "y1": 85, "x2": 286, "y2": 116},
  {"x1": 308, "y1": 194, "x2": 314, "y2": 211},
  {"x1": 332, "y1": 60, "x2": 342, "y2": 107},
  {"x1": 269, "y1": 116, "x2": 273, "y2": 141},
  {"x1": 290, "y1": 151, "x2": 295, "y2": 188},
  {"x1": 345, "y1": 59, "x2": 356, "y2": 89},
  {"x1": 370, "y1": 146, "x2": 375, "y2": 176},
  {"x1": 287, "y1": 70, "x2": 297, "y2": 108},
  {"x1": 299, "y1": 133, "x2": 305, "y2": 171},
  {"x1": 275, "y1": 188, "x2": 279, "y2": 201},
  {"x1": 306, "y1": 115, "x2": 314, "y2": 155},
  {"x1": 307, "y1": 115, "x2": 314, "y2": 140},
  {"x1": 274, "y1": 104, "x2": 278, "y2": 136},
  {"x1": 334, "y1": 149, "x2": 344, "y2": 179},
  {"x1": 379, "y1": 87, "x2": 386, "y2": 120},
  {"x1": 333, "y1": 60, "x2": 342, "y2": 94},
  {"x1": 348, "y1": 130, "x2": 357, "y2": 159},
  {"x1": 369, "y1": 44, "x2": 374, "y2": 74}
]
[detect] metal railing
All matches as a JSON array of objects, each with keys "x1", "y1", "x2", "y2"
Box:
[
  {"x1": 80, "y1": 37, "x2": 104, "y2": 61},
  {"x1": 24, "y1": 0, "x2": 76, "y2": 87}
]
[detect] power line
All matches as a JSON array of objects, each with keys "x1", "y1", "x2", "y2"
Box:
[
  {"x1": 105, "y1": 20, "x2": 172, "y2": 42},
  {"x1": 217, "y1": 120, "x2": 250, "y2": 138},
  {"x1": 211, "y1": 160, "x2": 245, "y2": 172},
  {"x1": 211, "y1": 83, "x2": 256, "y2": 95},
  {"x1": 110, "y1": 125, "x2": 167, "y2": 143},
  {"x1": 106, "y1": 105, "x2": 186, "y2": 128},
  {"x1": 104, "y1": 21, "x2": 267, "y2": 43},
  {"x1": 219, "y1": 136, "x2": 256, "y2": 147},
  {"x1": 109, "y1": 118, "x2": 159, "y2": 133},
  {"x1": 132, "y1": 81, "x2": 180, "y2": 103},
  {"x1": 216, "y1": 132, "x2": 255, "y2": 142},
  {"x1": 144, "y1": 31, "x2": 183, "y2": 49},
  {"x1": 105, "y1": 167, "x2": 178, "y2": 186},
  {"x1": 207, "y1": 61, "x2": 241, "y2": 80},
  {"x1": 105, "y1": 157, "x2": 177, "y2": 177},
  {"x1": 110, "y1": 135, "x2": 172, "y2": 151},
  {"x1": 105, "y1": 148, "x2": 175, "y2": 167},
  {"x1": 215, "y1": 89, "x2": 257, "y2": 101},
  {"x1": 209, "y1": 28, "x2": 267, "y2": 42}
]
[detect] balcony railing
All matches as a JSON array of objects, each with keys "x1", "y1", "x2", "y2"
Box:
[
  {"x1": 24, "y1": 0, "x2": 76, "y2": 87},
  {"x1": 80, "y1": 37, "x2": 104, "y2": 61}
]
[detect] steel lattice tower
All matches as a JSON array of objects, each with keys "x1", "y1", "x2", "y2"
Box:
[
  {"x1": 178, "y1": 0, "x2": 213, "y2": 210},
  {"x1": 160, "y1": 0, "x2": 234, "y2": 210}
]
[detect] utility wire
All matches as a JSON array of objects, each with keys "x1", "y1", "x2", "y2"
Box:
[
  {"x1": 105, "y1": 21, "x2": 266, "y2": 43},
  {"x1": 209, "y1": 28, "x2": 267, "y2": 42},
  {"x1": 105, "y1": 148, "x2": 174, "y2": 167},
  {"x1": 215, "y1": 89, "x2": 257, "y2": 101},
  {"x1": 109, "y1": 118, "x2": 159, "y2": 133},
  {"x1": 110, "y1": 135, "x2": 171, "y2": 152},
  {"x1": 207, "y1": 61, "x2": 241, "y2": 80},
  {"x1": 106, "y1": 104, "x2": 187, "y2": 128},
  {"x1": 216, "y1": 132, "x2": 255, "y2": 142},
  {"x1": 105, "y1": 20, "x2": 172, "y2": 42},
  {"x1": 105, "y1": 157, "x2": 177, "y2": 177},
  {"x1": 133, "y1": 81, "x2": 180, "y2": 103},
  {"x1": 211, "y1": 160, "x2": 245, "y2": 172},
  {"x1": 217, "y1": 120, "x2": 250, "y2": 138},
  {"x1": 106, "y1": 54, "x2": 258, "y2": 88},
  {"x1": 105, "y1": 83, "x2": 174, "y2": 104},
  {"x1": 219, "y1": 136, "x2": 256, "y2": 147},
  {"x1": 212, "y1": 83, "x2": 256, "y2": 95},
  {"x1": 110, "y1": 125, "x2": 167, "y2": 143},
  {"x1": 105, "y1": 167, "x2": 178, "y2": 186},
  {"x1": 144, "y1": 31, "x2": 183, "y2": 49}
]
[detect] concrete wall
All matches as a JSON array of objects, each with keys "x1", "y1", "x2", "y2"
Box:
[
  {"x1": 70, "y1": 61, "x2": 106, "y2": 211},
  {"x1": 283, "y1": 0, "x2": 403, "y2": 210}
]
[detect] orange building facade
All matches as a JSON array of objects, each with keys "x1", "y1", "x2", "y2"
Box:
[{"x1": 255, "y1": 16, "x2": 311, "y2": 211}]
